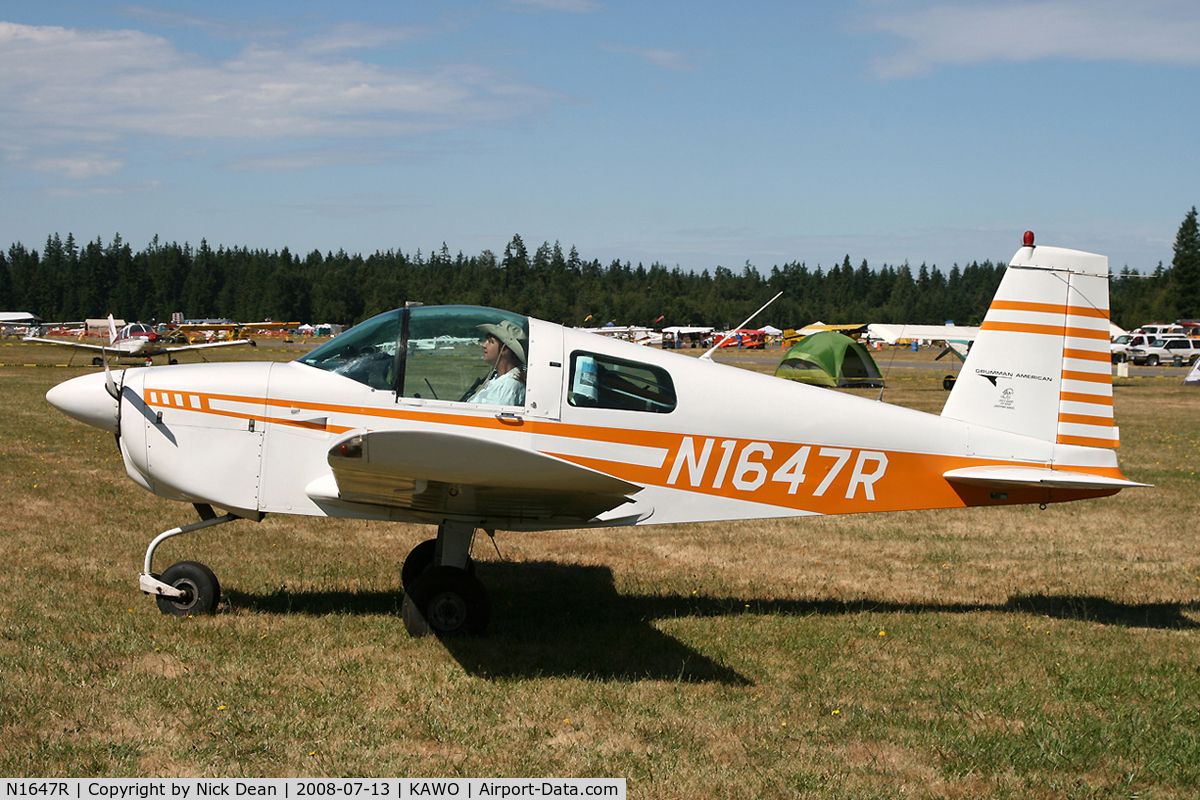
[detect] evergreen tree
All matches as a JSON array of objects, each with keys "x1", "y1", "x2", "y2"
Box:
[{"x1": 1171, "y1": 206, "x2": 1200, "y2": 319}]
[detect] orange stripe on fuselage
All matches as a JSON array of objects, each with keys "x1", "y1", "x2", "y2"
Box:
[{"x1": 143, "y1": 388, "x2": 1129, "y2": 515}]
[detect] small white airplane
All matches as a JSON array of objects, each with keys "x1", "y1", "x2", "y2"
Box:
[
  {"x1": 867, "y1": 323, "x2": 980, "y2": 349},
  {"x1": 44, "y1": 233, "x2": 1147, "y2": 636},
  {"x1": 25, "y1": 315, "x2": 255, "y2": 366}
]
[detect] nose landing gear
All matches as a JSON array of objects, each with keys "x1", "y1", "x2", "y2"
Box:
[{"x1": 138, "y1": 505, "x2": 244, "y2": 616}]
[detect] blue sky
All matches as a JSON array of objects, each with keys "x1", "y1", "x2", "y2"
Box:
[{"x1": 1, "y1": 1, "x2": 1197, "y2": 275}]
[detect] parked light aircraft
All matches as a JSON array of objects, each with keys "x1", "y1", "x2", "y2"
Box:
[
  {"x1": 25, "y1": 315, "x2": 255, "y2": 366},
  {"x1": 867, "y1": 323, "x2": 982, "y2": 386},
  {"x1": 44, "y1": 233, "x2": 1146, "y2": 636},
  {"x1": 867, "y1": 323, "x2": 980, "y2": 350},
  {"x1": 176, "y1": 320, "x2": 300, "y2": 340}
]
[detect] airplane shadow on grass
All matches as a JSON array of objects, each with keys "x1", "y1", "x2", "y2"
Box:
[{"x1": 226, "y1": 559, "x2": 1200, "y2": 684}]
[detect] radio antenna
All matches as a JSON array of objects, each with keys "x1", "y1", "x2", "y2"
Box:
[{"x1": 700, "y1": 291, "x2": 783, "y2": 362}]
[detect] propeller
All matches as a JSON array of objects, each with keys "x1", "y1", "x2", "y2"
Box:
[{"x1": 101, "y1": 327, "x2": 124, "y2": 447}]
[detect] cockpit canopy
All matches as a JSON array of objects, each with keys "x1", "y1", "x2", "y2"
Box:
[
  {"x1": 296, "y1": 306, "x2": 529, "y2": 406},
  {"x1": 119, "y1": 323, "x2": 156, "y2": 340}
]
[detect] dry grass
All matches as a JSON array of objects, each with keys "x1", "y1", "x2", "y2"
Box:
[{"x1": 1, "y1": 339, "x2": 1199, "y2": 798}]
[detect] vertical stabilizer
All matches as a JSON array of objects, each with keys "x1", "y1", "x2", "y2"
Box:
[{"x1": 941, "y1": 238, "x2": 1117, "y2": 447}]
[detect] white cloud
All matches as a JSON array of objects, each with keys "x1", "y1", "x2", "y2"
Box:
[
  {"x1": 47, "y1": 180, "x2": 162, "y2": 197},
  {"x1": 603, "y1": 43, "x2": 699, "y2": 71},
  {"x1": 507, "y1": 0, "x2": 600, "y2": 13},
  {"x1": 300, "y1": 22, "x2": 424, "y2": 55},
  {"x1": 0, "y1": 20, "x2": 564, "y2": 177},
  {"x1": 221, "y1": 146, "x2": 408, "y2": 172},
  {"x1": 862, "y1": 0, "x2": 1200, "y2": 79},
  {"x1": 633, "y1": 47, "x2": 698, "y2": 72},
  {"x1": 32, "y1": 155, "x2": 128, "y2": 180}
]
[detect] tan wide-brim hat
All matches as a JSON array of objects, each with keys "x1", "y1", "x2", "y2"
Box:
[{"x1": 477, "y1": 320, "x2": 527, "y2": 364}]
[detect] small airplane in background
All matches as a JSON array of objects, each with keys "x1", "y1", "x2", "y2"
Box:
[
  {"x1": 24, "y1": 315, "x2": 256, "y2": 366},
  {"x1": 867, "y1": 323, "x2": 981, "y2": 387},
  {"x1": 176, "y1": 320, "x2": 300, "y2": 340},
  {"x1": 715, "y1": 328, "x2": 769, "y2": 349},
  {"x1": 43, "y1": 233, "x2": 1147, "y2": 637},
  {"x1": 867, "y1": 323, "x2": 980, "y2": 351}
]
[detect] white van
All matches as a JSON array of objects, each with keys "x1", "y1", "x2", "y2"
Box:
[{"x1": 1133, "y1": 323, "x2": 1187, "y2": 338}]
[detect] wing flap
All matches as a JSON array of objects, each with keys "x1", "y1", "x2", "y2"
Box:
[
  {"x1": 322, "y1": 429, "x2": 641, "y2": 522},
  {"x1": 165, "y1": 339, "x2": 255, "y2": 353}
]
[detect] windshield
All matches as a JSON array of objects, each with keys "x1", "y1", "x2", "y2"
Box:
[{"x1": 295, "y1": 309, "x2": 401, "y2": 390}]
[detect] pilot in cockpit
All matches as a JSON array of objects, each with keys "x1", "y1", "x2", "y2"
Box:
[{"x1": 469, "y1": 321, "x2": 527, "y2": 406}]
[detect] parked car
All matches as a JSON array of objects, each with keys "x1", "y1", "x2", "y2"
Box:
[
  {"x1": 1111, "y1": 333, "x2": 1155, "y2": 363},
  {"x1": 1129, "y1": 337, "x2": 1200, "y2": 366}
]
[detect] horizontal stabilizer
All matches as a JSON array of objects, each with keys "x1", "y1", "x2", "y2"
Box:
[{"x1": 943, "y1": 465, "x2": 1150, "y2": 491}]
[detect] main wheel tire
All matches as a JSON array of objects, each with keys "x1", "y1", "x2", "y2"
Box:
[
  {"x1": 154, "y1": 561, "x2": 221, "y2": 616},
  {"x1": 942, "y1": 375, "x2": 956, "y2": 391},
  {"x1": 401, "y1": 538, "x2": 475, "y2": 592},
  {"x1": 402, "y1": 566, "x2": 489, "y2": 637}
]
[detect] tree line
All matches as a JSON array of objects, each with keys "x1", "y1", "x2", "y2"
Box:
[{"x1": 2, "y1": 209, "x2": 1197, "y2": 331}]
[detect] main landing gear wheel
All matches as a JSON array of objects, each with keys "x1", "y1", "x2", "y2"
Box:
[
  {"x1": 401, "y1": 538, "x2": 474, "y2": 592},
  {"x1": 402, "y1": 566, "x2": 490, "y2": 637},
  {"x1": 154, "y1": 561, "x2": 221, "y2": 616}
]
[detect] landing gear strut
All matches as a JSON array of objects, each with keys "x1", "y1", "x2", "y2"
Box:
[
  {"x1": 139, "y1": 505, "x2": 243, "y2": 616},
  {"x1": 401, "y1": 520, "x2": 490, "y2": 637}
]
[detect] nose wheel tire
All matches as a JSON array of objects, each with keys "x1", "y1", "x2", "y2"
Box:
[
  {"x1": 154, "y1": 561, "x2": 221, "y2": 616},
  {"x1": 402, "y1": 566, "x2": 490, "y2": 637}
]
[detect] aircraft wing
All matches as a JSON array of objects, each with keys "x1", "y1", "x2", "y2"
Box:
[
  {"x1": 163, "y1": 339, "x2": 255, "y2": 353},
  {"x1": 317, "y1": 429, "x2": 641, "y2": 524},
  {"x1": 943, "y1": 466, "x2": 1150, "y2": 490},
  {"x1": 868, "y1": 324, "x2": 980, "y2": 344},
  {"x1": 22, "y1": 336, "x2": 108, "y2": 353}
]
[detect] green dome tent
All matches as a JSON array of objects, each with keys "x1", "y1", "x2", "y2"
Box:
[{"x1": 775, "y1": 331, "x2": 884, "y2": 388}]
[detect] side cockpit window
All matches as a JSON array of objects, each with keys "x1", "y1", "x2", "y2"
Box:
[
  {"x1": 403, "y1": 307, "x2": 528, "y2": 406},
  {"x1": 568, "y1": 351, "x2": 676, "y2": 413}
]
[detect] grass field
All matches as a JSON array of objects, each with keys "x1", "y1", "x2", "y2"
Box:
[{"x1": 1, "y1": 338, "x2": 1198, "y2": 798}]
